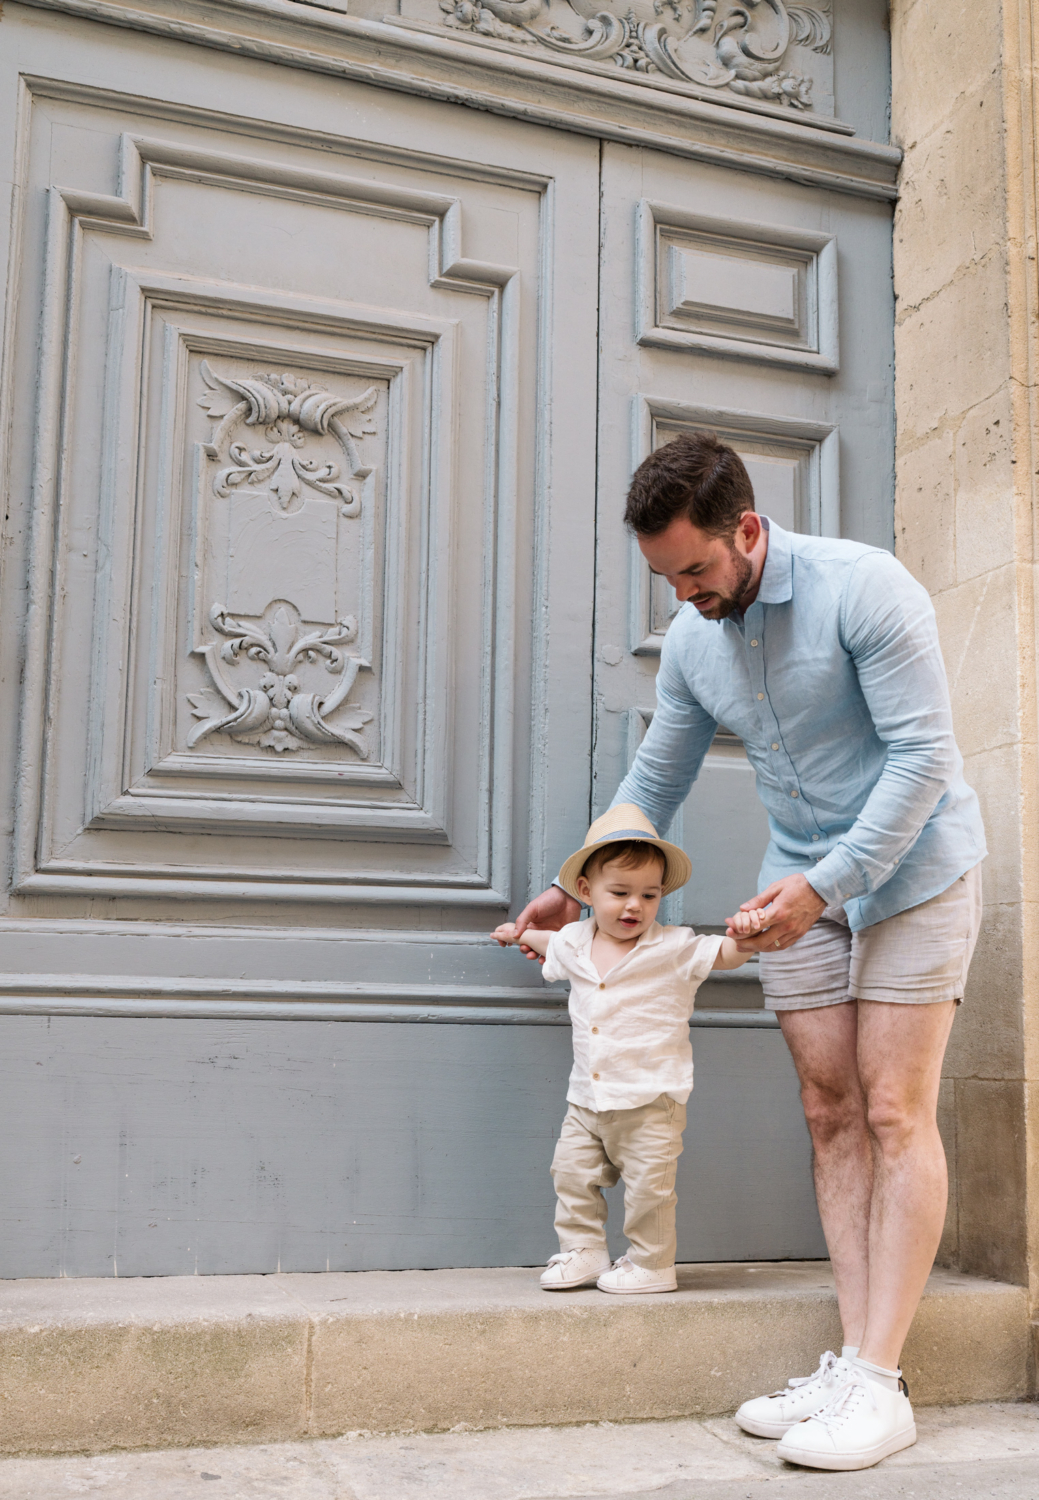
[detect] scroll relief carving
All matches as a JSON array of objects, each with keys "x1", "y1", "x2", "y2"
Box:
[
  {"x1": 188, "y1": 364, "x2": 379, "y2": 757},
  {"x1": 439, "y1": 0, "x2": 831, "y2": 110},
  {"x1": 188, "y1": 601, "x2": 372, "y2": 755}
]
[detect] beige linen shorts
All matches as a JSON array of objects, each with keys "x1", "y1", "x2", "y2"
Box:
[{"x1": 758, "y1": 863, "x2": 983, "y2": 1011}]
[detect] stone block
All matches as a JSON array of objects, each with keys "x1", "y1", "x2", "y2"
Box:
[
  {"x1": 895, "y1": 426, "x2": 956, "y2": 594},
  {"x1": 0, "y1": 1276, "x2": 309, "y2": 1455},
  {"x1": 895, "y1": 250, "x2": 1010, "y2": 435},
  {"x1": 0, "y1": 1267, "x2": 1026, "y2": 1453},
  {"x1": 932, "y1": 566, "x2": 1020, "y2": 759},
  {"x1": 961, "y1": 744, "x2": 1023, "y2": 909},
  {"x1": 955, "y1": 1079, "x2": 1029, "y2": 1286},
  {"x1": 891, "y1": 0, "x2": 1004, "y2": 154},
  {"x1": 944, "y1": 899, "x2": 1024, "y2": 1081},
  {"x1": 894, "y1": 78, "x2": 1007, "y2": 316},
  {"x1": 955, "y1": 389, "x2": 1016, "y2": 583},
  {"x1": 900, "y1": 1270, "x2": 1030, "y2": 1404},
  {"x1": 936, "y1": 1076, "x2": 958, "y2": 1266}
]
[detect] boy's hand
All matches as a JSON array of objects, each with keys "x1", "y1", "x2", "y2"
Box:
[
  {"x1": 725, "y1": 874, "x2": 826, "y2": 952},
  {"x1": 490, "y1": 922, "x2": 521, "y2": 947},
  {"x1": 728, "y1": 908, "x2": 766, "y2": 938}
]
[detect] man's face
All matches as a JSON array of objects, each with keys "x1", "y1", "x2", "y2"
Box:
[{"x1": 637, "y1": 514, "x2": 756, "y2": 622}]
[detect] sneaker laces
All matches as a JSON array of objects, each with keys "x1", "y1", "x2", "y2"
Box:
[
  {"x1": 788, "y1": 1350, "x2": 841, "y2": 1390},
  {"x1": 810, "y1": 1368, "x2": 878, "y2": 1431},
  {"x1": 766, "y1": 1349, "x2": 842, "y2": 1400}
]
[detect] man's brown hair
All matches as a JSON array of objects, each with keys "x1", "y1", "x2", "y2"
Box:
[
  {"x1": 579, "y1": 841, "x2": 666, "y2": 883},
  {"x1": 624, "y1": 431, "x2": 755, "y2": 538}
]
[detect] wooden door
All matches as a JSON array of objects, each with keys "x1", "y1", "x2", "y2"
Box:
[{"x1": 592, "y1": 142, "x2": 895, "y2": 1260}]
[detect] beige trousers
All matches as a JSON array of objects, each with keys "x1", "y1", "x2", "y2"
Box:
[{"x1": 550, "y1": 1094, "x2": 686, "y2": 1271}]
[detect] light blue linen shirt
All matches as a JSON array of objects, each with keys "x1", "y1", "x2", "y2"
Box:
[{"x1": 613, "y1": 521, "x2": 986, "y2": 931}]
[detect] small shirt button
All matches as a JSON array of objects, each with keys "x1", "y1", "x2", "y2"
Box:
[
  {"x1": 812, "y1": 834, "x2": 820, "y2": 842},
  {"x1": 591, "y1": 1026, "x2": 599, "y2": 1034},
  {"x1": 757, "y1": 692, "x2": 764, "y2": 701},
  {"x1": 771, "y1": 742, "x2": 779, "y2": 751},
  {"x1": 598, "y1": 982, "x2": 605, "y2": 990},
  {"x1": 790, "y1": 789, "x2": 799, "y2": 797},
  {"x1": 750, "y1": 639, "x2": 759, "y2": 647},
  {"x1": 592, "y1": 1072, "x2": 600, "y2": 1081}
]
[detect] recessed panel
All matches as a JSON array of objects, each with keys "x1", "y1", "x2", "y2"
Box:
[
  {"x1": 630, "y1": 399, "x2": 838, "y2": 656},
  {"x1": 638, "y1": 203, "x2": 838, "y2": 372}
]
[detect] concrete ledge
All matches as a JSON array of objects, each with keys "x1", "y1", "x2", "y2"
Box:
[{"x1": 0, "y1": 1263, "x2": 1028, "y2": 1454}]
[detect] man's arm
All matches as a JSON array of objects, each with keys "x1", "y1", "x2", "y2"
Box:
[
  {"x1": 729, "y1": 552, "x2": 964, "y2": 952},
  {"x1": 514, "y1": 626, "x2": 715, "y2": 953},
  {"x1": 807, "y1": 550, "x2": 961, "y2": 908},
  {"x1": 611, "y1": 624, "x2": 718, "y2": 831}
]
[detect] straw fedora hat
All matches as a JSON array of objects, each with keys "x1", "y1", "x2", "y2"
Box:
[{"x1": 556, "y1": 803, "x2": 692, "y2": 900}]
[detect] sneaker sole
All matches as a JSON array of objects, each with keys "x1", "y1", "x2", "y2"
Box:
[
  {"x1": 777, "y1": 1422, "x2": 917, "y2": 1471},
  {"x1": 540, "y1": 1271, "x2": 609, "y2": 1290},
  {"x1": 735, "y1": 1414, "x2": 798, "y2": 1440},
  {"x1": 596, "y1": 1279, "x2": 678, "y2": 1295}
]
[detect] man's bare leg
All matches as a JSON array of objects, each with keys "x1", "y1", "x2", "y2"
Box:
[
  {"x1": 855, "y1": 998, "x2": 956, "y2": 1372},
  {"x1": 779, "y1": 1003, "x2": 873, "y2": 1348}
]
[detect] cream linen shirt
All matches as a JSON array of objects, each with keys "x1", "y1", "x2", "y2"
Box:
[{"x1": 542, "y1": 918, "x2": 725, "y2": 1111}]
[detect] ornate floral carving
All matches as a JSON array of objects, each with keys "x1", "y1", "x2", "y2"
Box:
[
  {"x1": 438, "y1": 0, "x2": 830, "y2": 110},
  {"x1": 188, "y1": 600, "x2": 372, "y2": 756},
  {"x1": 198, "y1": 363, "x2": 378, "y2": 517}
]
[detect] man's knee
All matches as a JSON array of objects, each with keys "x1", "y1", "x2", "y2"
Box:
[
  {"x1": 864, "y1": 1091, "x2": 934, "y2": 1153},
  {"x1": 800, "y1": 1080, "x2": 866, "y2": 1145}
]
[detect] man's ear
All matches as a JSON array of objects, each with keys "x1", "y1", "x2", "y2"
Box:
[{"x1": 736, "y1": 511, "x2": 762, "y2": 552}]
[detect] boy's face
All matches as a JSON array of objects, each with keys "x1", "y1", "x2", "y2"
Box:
[{"x1": 576, "y1": 854, "x2": 664, "y2": 941}]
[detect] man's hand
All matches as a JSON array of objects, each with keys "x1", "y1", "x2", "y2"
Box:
[
  {"x1": 725, "y1": 873, "x2": 827, "y2": 953},
  {"x1": 510, "y1": 886, "x2": 581, "y2": 962}
]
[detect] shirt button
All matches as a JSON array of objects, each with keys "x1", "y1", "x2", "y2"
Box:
[
  {"x1": 750, "y1": 639, "x2": 759, "y2": 647},
  {"x1": 812, "y1": 834, "x2": 820, "y2": 841},
  {"x1": 791, "y1": 790, "x2": 799, "y2": 798},
  {"x1": 771, "y1": 742, "x2": 779, "y2": 750},
  {"x1": 757, "y1": 692, "x2": 764, "y2": 701},
  {"x1": 591, "y1": 1026, "x2": 599, "y2": 1034},
  {"x1": 592, "y1": 1072, "x2": 600, "y2": 1081},
  {"x1": 598, "y1": 982, "x2": 605, "y2": 990}
]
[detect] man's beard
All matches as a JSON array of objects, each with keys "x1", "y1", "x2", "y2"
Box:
[{"x1": 695, "y1": 546, "x2": 754, "y2": 621}]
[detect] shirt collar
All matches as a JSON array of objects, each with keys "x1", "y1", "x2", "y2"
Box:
[
  {"x1": 754, "y1": 516, "x2": 793, "y2": 605},
  {"x1": 568, "y1": 917, "x2": 665, "y2": 956}
]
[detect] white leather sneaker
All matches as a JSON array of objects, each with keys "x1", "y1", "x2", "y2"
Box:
[
  {"x1": 776, "y1": 1368, "x2": 916, "y2": 1471},
  {"x1": 734, "y1": 1350, "x2": 852, "y2": 1438},
  {"x1": 596, "y1": 1254, "x2": 677, "y2": 1294},
  {"x1": 539, "y1": 1246, "x2": 612, "y2": 1289}
]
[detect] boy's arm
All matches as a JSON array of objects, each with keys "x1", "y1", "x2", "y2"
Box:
[
  {"x1": 490, "y1": 923, "x2": 553, "y2": 958},
  {"x1": 712, "y1": 937, "x2": 754, "y2": 971}
]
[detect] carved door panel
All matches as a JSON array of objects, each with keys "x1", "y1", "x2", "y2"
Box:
[
  {"x1": 4, "y1": 82, "x2": 599, "y2": 943},
  {"x1": 594, "y1": 139, "x2": 895, "y2": 938}
]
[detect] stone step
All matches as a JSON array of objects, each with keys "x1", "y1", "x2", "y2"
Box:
[{"x1": 0, "y1": 1263, "x2": 1028, "y2": 1456}]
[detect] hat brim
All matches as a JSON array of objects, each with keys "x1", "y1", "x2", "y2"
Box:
[{"x1": 557, "y1": 834, "x2": 692, "y2": 901}]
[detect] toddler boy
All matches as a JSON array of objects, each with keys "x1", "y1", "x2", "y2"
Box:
[{"x1": 492, "y1": 804, "x2": 762, "y2": 1294}]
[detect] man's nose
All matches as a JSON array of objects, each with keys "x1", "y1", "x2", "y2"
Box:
[{"x1": 671, "y1": 576, "x2": 697, "y2": 601}]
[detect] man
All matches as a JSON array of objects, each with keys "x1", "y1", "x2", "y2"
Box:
[{"x1": 514, "y1": 432, "x2": 985, "y2": 1473}]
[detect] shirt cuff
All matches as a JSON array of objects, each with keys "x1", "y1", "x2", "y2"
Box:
[{"x1": 804, "y1": 847, "x2": 865, "y2": 907}]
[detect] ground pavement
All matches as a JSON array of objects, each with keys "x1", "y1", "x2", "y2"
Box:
[{"x1": 0, "y1": 1400, "x2": 1035, "y2": 1499}]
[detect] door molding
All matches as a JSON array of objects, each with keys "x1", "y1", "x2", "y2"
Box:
[{"x1": 15, "y1": 1, "x2": 902, "y2": 199}]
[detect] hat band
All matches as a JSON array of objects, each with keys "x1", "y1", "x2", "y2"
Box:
[{"x1": 592, "y1": 829, "x2": 657, "y2": 843}]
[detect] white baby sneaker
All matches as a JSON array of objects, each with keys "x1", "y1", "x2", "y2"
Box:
[
  {"x1": 735, "y1": 1350, "x2": 852, "y2": 1438},
  {"x1": 539, "y1": 1246, "x2": 612, "y2": 1290},
  {"x1": 776, "y1": 1367, "x2": 916, "y2": 1471},
  {"x1": 596, "y1": 1254, "x2": 677, "y2": 1294}
]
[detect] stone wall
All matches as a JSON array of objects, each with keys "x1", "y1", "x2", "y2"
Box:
[{"x1": 890, "y1": 0, "x2": 1039, "y2": 1367}]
